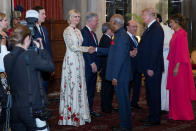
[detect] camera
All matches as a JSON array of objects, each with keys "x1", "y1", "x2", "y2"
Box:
[
  {"x1": 25, "y1": 10, "x2": 40, "y2": 51},
  {"x1": 33, "y1": 108, "x2": 52, "y2": 121},
  {"x1": 0, "y1": 34, "x2": 3, "y2": 40}
]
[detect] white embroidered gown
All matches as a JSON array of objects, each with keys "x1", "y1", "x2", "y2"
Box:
[
  {"x1": 160, "y1": 23, "x2": 174, "y2": 111},
  {"x1": 58, "y1": 26, "x2": 91, "y2": 126}
]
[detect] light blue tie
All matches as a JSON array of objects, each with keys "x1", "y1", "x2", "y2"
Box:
[{"x1": 132, "y1": 36, "x2": 138, "y2": 47}]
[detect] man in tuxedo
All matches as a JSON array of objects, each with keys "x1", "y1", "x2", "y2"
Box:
[
  {"x1": 33, "y1": 6, "x2": 53, "y2": 93},
  {"x1": 126, "y1": 20, "x2": 142, "y2": 109},
  {"x1": 106, "y1": 14, "x2": 132, "y2": 131},
  {"x1": 137, "y1": 8, "x2": 164, "y2": 126},
  {"x1": 99, "y1": 23, "x2": 114, "y2": 113},
  {"x1": 81, "y1": 12, "x2": 100, "y2": 117}
]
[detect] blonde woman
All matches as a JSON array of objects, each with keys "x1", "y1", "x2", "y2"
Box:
[{"x1": 59, "y1": 9, "x2": 93, "y2": 127}]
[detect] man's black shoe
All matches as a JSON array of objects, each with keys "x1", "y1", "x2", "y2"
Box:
[
  {"x1": 90, "y1": 112, "x2": 101, "y2": 117},
  {"x1": 143, "y1": 121, "x2": 160, "y2": 126},
  {"x1": 140, "y1": 119, "x2": 151, "y2": 123},
  {"x1": 112, "y1": 107, "x2": 119, "y2": 112},
  {"x1": 112, "y1": 127, "x2": 131, "y2": 131},
  {"x1": 102, "y1": 109, "x2": 112, "y2": 113},
  {"x1": 161, "y1": 110, "x2": 168, "y2": 115},
  {"x1": 131, "y1": 104, "x2": 142, "y2": 110}
]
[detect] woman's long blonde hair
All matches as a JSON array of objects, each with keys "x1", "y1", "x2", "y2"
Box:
[
  {"x1": 67, "y1": 9, "x2": 80, "y2": 24},
  {"x1": 0, "y1": 12, "x2": 6, "y2": 21}
]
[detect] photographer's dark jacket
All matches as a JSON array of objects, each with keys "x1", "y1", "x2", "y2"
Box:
[{"x1": 4, "y1": 46, "x2": 55, "y2": 110}]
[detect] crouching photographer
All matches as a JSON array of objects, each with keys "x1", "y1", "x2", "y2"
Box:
[{"x1": 4, "y1": 24, "x2": 55, "y2": 131}]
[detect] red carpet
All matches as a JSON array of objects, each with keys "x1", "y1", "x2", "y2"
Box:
[{"x1": 47, "y1": 80, "x2": 196, "y2": 131}]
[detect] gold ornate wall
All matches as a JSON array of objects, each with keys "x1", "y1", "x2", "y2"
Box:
[{"x1": 131, "y1": 0, "x2": 168, "y2": 36}]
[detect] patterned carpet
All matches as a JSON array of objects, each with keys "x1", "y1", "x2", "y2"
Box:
[{"x1": 47, "y1": 80, "x2": 196, "y2": 131}]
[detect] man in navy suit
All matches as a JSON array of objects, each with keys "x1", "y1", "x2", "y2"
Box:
[
  {"x1": 137, "y1": 8, "x2": 164, "y2": 126},
  {"x1": 99, "y1": 23, "x2": 115, "y2": 113},
  {"x1": 33, "y1": 6, "x2": 53, "y2": 93},
  {"x1": 126, "y1": 20, "x2": 142, "y2": 110},
  {"x1": 106, "y1": 14, "x2": 132, "y2": 131},
  {"x1": 81, "y1": 12, "x2": 101, "y2": 117}
]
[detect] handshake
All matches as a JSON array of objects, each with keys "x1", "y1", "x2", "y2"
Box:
[
  {"x1": 88, "y1": 46, "x2": 96, "y2": 54},
  {"x1": 130, "y1": 48, "x2": 137, "y2": 57}
]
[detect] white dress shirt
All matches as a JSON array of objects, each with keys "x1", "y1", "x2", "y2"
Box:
[
  {"x1": 147, "y1": 19, "x2": 156, "y2": 28},
  {"x1": 86, "y1": 25, "x2": 97, "y2": 45},
  {"x1": 0, "y1": 45, "x2": 10, "y2": 72}
]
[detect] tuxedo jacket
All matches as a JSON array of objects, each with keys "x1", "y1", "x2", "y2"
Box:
[
  {"x1": 81, "y1": 26, "x2": 100, "y2": 71},
  {"x1": 106, "y1": 27, "x2": 133, "y2": 82},
  {"x1": 99, "y1": 34, "x2": 111, "y2": 78},
  {"x1": 137, "y1": 21, "x2": 164, "y2": 73}
]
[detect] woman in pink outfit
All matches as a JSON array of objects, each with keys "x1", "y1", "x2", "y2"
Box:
[{"x1": 167, "y1": 14, "x2": 196, "y2": 120}]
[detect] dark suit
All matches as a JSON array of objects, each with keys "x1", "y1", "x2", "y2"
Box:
[
  {"x1": 106, "y1": 27, "x2": 132, "y2": 129},
  {"x1": 81, "y1": 26, "x2": 100, "y2": 112},
  {"x1": 99, "y1": 34, "x2": 114, "y2": 112},
  {"x1": 128, "y1": 34, "x2": 142, "y2": 106},
  {"x1": 35, "y1": 25, "x2": 53, "y2": 92},
  {"x1": 137, "y1": 21, "x2": 164, "y2": 123}
]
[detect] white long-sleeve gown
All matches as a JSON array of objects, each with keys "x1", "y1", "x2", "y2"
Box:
[
  {"x1": 58, "y1": 26, "x2": 91, "y2": 127},
  {"x1": 160, "y1": 23, "x2": 174, "y2": 111}
]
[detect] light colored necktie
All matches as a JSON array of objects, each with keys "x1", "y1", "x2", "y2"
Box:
[{"x1": 132, "y1": 36, "x2": 138, "y2": 47}]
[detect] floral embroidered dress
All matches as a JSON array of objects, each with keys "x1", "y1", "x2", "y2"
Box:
[{"x1": 59, "y1": 26, "x2": 91, "y2": 126}]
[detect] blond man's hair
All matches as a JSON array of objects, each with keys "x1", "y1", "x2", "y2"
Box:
[
  {"x1": 142, "y1": 8, "x2": 156, "y2": 18},
  {"x1": 0, "y1": 12, "x2": 6, "y2": 21}
]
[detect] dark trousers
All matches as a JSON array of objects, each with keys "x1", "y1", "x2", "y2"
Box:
[
  {"x1": 0, "y1": 107, "x2": 6, "y2": 130},
  {"x1": 144, "y1": 69, "x2": 162, "y2": 123},
  {"x1": 115, "y1": 82, "x2": 132, "y2": 129},
  {"x1": 42, "y1": 80, "x2": 49, "y2": 94},
  {"x1": 11, "y1": 107, "x2": 36, "y2": 131},
  {"x1": 100, "y1": 77, "x2": 114, "y2": 112},
  {"x1": 131, "y1": 71, "x2": 142, "y2": 106},
  {"x1": 86, "y1": 72, "x2": 97, "y2": 112}
]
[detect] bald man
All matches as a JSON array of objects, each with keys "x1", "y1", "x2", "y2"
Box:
[
  {"x1": 106, "y1": 14, "x2": 132, "y2": 131},
  {"x1": 126, "y1": 20, "x2": 142, "y2": 110},
  {"x1": 137, "y1": 8, "x2": 164, "y2": 126}
]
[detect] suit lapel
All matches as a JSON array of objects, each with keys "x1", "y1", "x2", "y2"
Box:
[
  {"x1": 85, "y1": 26, "x2": 97, "y2": 46},
  {"x1": 35, "y1": 26, "x2": 47, "y2": 49},
  {"x1": 93, "y1": 32, "x2": 98, "y2": 45}
]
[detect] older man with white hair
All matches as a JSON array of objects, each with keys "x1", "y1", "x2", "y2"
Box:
[
  {"x1": 137, "y1": 8, "x2": 164, "y2": 126},
  {"x1": 106, "y1": 14, "x2": 133, "y2": 131},
  {"x1": 81, "y1": 12, "x2": 101, "y2": 118}
]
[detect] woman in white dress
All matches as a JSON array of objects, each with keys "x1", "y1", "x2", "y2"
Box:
[
  {"x1": 160, "y1": 23, "x2": 173, "y2": 111},
  {"x1": 59, "y1": 9, "x2": 92, "y2": 127},
  {"x1": 157, "y1": 14, "x2": 174, "y2": 111}
]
